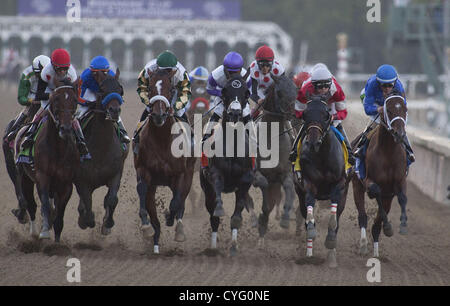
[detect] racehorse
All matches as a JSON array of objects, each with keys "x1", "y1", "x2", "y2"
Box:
[
  {"x1": 351, "y1": 94, "x2": 409, "y2": 257},
  {"x1": 199, "y1": 69, "x2": 254, "y2": 256},
  {"x1": 255, "y1": 73, "x2": 297, "y2": 245},
  {"x1": 185, "y1": 78, "x2": 211, "y2": 214},
  {"x1": 133, "y1": 68, "x2": 196, "y2": 254},
  {"x1": 294, "y1": 95, "x2": 350, "y2": 268},
  {"x1": 14, "y1": 78, "x2": 79, "y2": 242},
  {"x1": 73, "y1": 69, "x2": 129, "y2": 235}
]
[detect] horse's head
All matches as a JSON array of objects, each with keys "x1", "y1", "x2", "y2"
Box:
[
  {"x1": 221, "y1": 69, "x2": 250, "y2": 123},
  {"x1": 380, "y1": 93, "x2": 407, "y2": 144},
  {"x1": 263, "y1": 73, "x2": 296, "y2": 117},
  {"x1": 97, "y1": 68, "x2": 124, "y2": 121},
  {"x1": 302, "y1": 95, "x2": 332, "y2": 153},
  {"x1": 50, "y1": 78, "x2": 78, "y2": 141},
  {"x1": 147, "y1": 68, "x2": 175, "y2": 127}
]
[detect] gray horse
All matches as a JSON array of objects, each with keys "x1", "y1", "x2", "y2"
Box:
[{"x1": 255, "y1": 74, "x2": 297, "y2": 246}]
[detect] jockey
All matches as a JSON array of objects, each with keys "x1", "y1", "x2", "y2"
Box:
[
  {"x1": 203, "y1": 51, "x2": 252, "y2": 142},
  {"x1": 188, "y1": 66, "x2": 210, "y2": 112},
  {"x1": 290, "y1": 65, "x2": 355, "y2": 179},
  {"x1": 202, "y1": 51, "x2": 266, "y2": 186},
  {"x1": 134, "y1": 50, "x2": 191, "y2": 146},
  {"x1": 248, "y1": 45, "x2": 285, "y2": 117},
  {"x1": 354, "y1": 64, "x2": 415, "y2": 165},
  {"x1": 5, "y1": 55, "x2": 50, "y2": 142},
  {"x1": 78, "y1": 55, "x2": 130, "y2": 144},
  {"x1": 21, "y1": 48, "x2": 91, "y2": 161}
]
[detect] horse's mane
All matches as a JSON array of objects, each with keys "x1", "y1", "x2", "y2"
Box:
[{"x1": 100, "y1": 75, "x2": 123, "y2": 95}]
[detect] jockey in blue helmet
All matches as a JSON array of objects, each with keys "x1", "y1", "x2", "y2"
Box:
[
  {"x1": 354, "y1": 64, "x2": 415, "y2": 178},
  {"x1": 78, "y1": 55, "x2": 129, "y2": 144}
]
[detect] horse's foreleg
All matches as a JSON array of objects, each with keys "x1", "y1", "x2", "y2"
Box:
[
  {"x1": 201, "y1": 171, "x2": 220, "y2": 249},
  {"x1": 102, "y1": 173, "x2": 122, "y2": 235},
  {"x1": 53, "y1": 183, "x2": 72, "y2": 243},
  {"x1": 76, "y1": 184, "x2": 95, "y2": 230},
  {"x1": 229, "y1": 187, "x2": 249, "y2": 256},
  {"x1": 36, "y1": 176, "x2": 52, "y2": 239},
  {"x1": 22, "y1": 175, "x2": 38, "y2": 237},
  {"x1": 11, "y1": 165, "x2": 29, "y2": 224},
  {"x1": 145, "y1": 184, "x2": 160, "y2": 254},
  {"x1": 398, "y1": 182, "x2": 408, "y2": 235},
  {"x1": 367, "y1": 181, "x2": 392, "y2": 237},
  {"x1": 352, "y1": 176, "x2": 368, "y2": 255},
  {"x1": 245, "y1": 192, "x2": 257, "y2": 228},
  {"x1": 325, "y1": 180, "x2": 345, "y2": 251},
  {"x1": 257, "y1": 184, "x2": 280, "y2": 246},
  {"x1": 280, "y1": 174, "x2": 295, "y2": 229},
  {"x1": 136, "y1": 174, "x2": 150, "y2": 226},
  {"x1": 210, "y1": 170, "x2": 225, "y2": 217}
]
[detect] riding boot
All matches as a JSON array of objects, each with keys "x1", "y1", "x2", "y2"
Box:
[
  {"x1": 336, "y1": 124, "x2": 355, "y2": 165},
  {"x1": 403, "y1": 134, "x2": 415, "y2": 163},
  {"x1": 117, "y1": 118, "x2": 130, "y2": 144},
  {"x1": 289, "y1": 124, "x2": 304, "y2": 162},
  {"x1": 20, "y1": 121, "x2": 38, "y2": 151},
  {"x1": 133, "y1": 108, "x2": 150, "y2": 153},
  {"x1": 6, "y1": 112, "x2": 27, "y2": 142},
  {"x1": 72, "y1": 119, "x2": 91, "y2": 161}
]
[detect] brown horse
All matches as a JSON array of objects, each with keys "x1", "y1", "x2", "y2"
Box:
[
  {"x1": 133, "y1": 68, "x2": 196, "y2": 254},
  {"x1": 352, "y1": 94, "x2": 409, "y2": 257},
  {"x1": 14, "y1": 79, "x2": 79, "y2": 242}
]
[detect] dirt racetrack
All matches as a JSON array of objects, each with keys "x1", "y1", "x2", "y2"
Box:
[{"x1": 0, "y1": 85, "x2": 449, "y2": 286}]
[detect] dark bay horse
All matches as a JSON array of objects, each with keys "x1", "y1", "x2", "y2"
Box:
[
  {"x1": 133, "y1": 68, "x2": 196, "y2": 254},
  {"x1": 255, "y1": 73, "x2": 297, "y2": 245},
  {"x1": 14, "y1": 79, "x2": 79, "y2": 242},
  {"x1": 74, "y1": 69, "x2": 129, "y2": 235},
  {"x1": 294, "y1": 95, "x2": 350, "y2": 268},
  {"x1": 199, "y1": 70, "x2": 255, "y2": 256},
  {"x1": 352, "y1": 94, "x2": 409, "y2": 257}
]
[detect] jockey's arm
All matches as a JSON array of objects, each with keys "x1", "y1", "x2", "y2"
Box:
[
  {"x1": 333, "y1": 100, "x2": 348, "y2": 121},
  {"x1": 174, "y1": 70, "x2": 192, "y2": 111},
  {"x1": 363, "y1": 93, "x2": 379, "y2": 116},
  {"x1": 250, "y1": 77, "x2": 260, "y2": 102},
  {"x1": 35, "y1": 77, "x2": 49, "y2": 102},
  {"x1": 137, "y1": 69, "x2": 150, "y2": 106},
  {"x1": 17, "y1": 73, "x2": 31, "y2": 106},
  {"x1": 206, "y1": 74, "x2": 222, "y2": 97}
]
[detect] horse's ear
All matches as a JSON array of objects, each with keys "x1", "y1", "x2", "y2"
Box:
[
  {"x1": 146, "y1": 68, "x2": 152, "y2": 79},
  {"x1": 243, "y1": 67, "x2": 251, "y2": 81},
  {"x1": 115, "y1": 67, "x2": 120, "y2": 80},
  {"x1": 72, "y1": 77, "x2": 80, "y2": 92}
]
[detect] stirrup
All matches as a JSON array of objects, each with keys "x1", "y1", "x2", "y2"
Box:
[
  {"x1": 407, "y1": 153, "x2": 415, "y2": 163},
  {"x1": 294, "y1": 171, "x2": 302, "y2": 181},
  {"x1": 121, "y1": 133, "x2": 130, "y2": 144},
  {"x1": 289, "y1": 150, "x2": 297, "y2": 162}
]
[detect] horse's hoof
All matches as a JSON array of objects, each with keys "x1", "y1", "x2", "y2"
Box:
[
  {"x1": 325, "y1": 233, "x2": 337, "y2": 250},
  {"x1": 306, "y1": 222, "x2": 316, "y2": 240},
  {"x1": 230, "y1": 243, "x2": 238, "y2": 257},
  {"x1": 12, "y1": 209, "x2": 28, "y2": 224},
  {"x1": 327, "y1": 249, "x2": 338, "y2": 268},
  {"x1": 78, "y1": 217, "x2": 88, "y2": 230},
  {"x1": 360, "y1": 238, "x2": 369, "y2": 255},
  {"x1": 39, "y1": 231, "x2": 50, "y2": 240},
  {"x1": 399, "y1": 224, "x2": 408, "y2": 235},
  {"x1": 30, "y1": 221, "x2": 39, "y2": 238},
  {"x1": 141, "y1": 224, "x2": 154, "y2": 239},
  {"x1": 174, "y1": 222, "x2": 186, "y2": 242},
  {"x1": 164, "y1": 210, "x2": 175, "y2": 227},
  {"x1": 213, "y1": 206, "x2": 225, "y2": 217},
  {"x1": 153, "y1": 245, "x2": 160, "y2": 254},
  {"x1": 383, "y1": 222, "x2": 394, "y2": 237},
  {"x1": 280, "y1": 217, "x2": 290, "y2": 229},
  {"x1": 101, "y1": 225, "x2": 111, "y2": 236}
]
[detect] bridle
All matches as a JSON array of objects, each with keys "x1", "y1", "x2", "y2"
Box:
[
  {"x1": 304, "y1": 98, "x2": 332, "y2": 144},
  {"x1": 380, "y1": 95, "x2": 407, "y2": 132},
  {"x1": 48, "y1": 85, "x2": 76, "y2": 128}
]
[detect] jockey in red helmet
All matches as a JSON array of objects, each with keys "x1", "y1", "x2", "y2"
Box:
[{"x1": 21, "y1": 48, "x2": 92, "y2": 161}]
